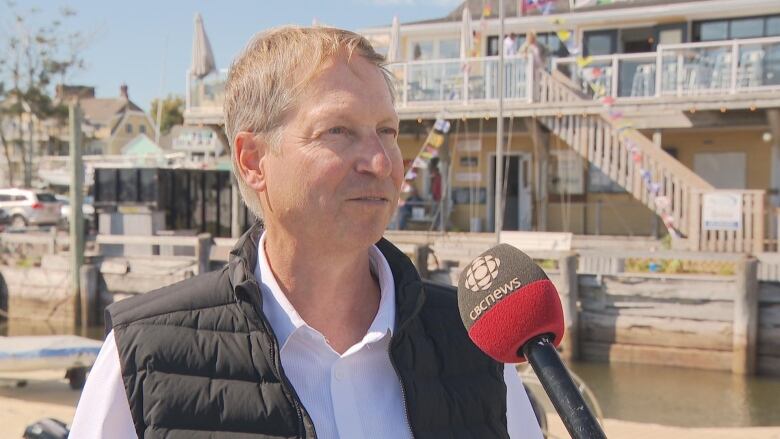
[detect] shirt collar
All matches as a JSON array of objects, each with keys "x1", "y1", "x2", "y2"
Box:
[{"x1": 254, "y1": 231, "x2": 396, "y2": 351}]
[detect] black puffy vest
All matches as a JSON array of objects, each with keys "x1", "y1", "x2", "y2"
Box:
[{"x1": 106, "y1": 223, "x2": 509, "y2": 438}]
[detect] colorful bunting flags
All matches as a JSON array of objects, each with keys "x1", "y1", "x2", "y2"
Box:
[
  {"x1": 576, "y1": 56, "x2": 593, "y2": 68},
  {"x1": 608, "y1": 109, "x2": 624, "y2": 120},
  {"x1": 427, "y1": 132, "x2": 445, "y2": 148},
  {"x1": 434, "y1": 118, "x2": 451, "y2": 133},
  {"x1": 556, "y1": 30, "x2": 571, "y2": 42}
]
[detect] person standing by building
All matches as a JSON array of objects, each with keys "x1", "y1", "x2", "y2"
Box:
[
  {"x1": 518, "y1": 31, "x2": 548, "y2": 69},
  {"x1": 503, "y1": 32, "x2": 517, "y2": 57}
]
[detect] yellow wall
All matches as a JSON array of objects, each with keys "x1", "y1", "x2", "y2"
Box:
[
  {"x1": 661, "y1": 128, "x2": 770, "y2": 190},
  {"x1": 397, "y1": 124, "x2": 771, "y2": 236}
]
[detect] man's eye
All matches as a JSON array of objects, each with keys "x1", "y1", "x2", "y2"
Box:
[
  {"x1": 327, "y1": 127, "x2": 349, "y2": 135},
  {"x1": 379, "y1": 127, "x2": 398, "y2": 137}
]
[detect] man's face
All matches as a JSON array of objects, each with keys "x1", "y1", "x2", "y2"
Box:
[{"x1": 258, "y1": 54, "x2": 403, "y2": 249}]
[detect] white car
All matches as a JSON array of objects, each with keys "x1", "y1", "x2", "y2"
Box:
[
  {"x1": 56, "y1": 195, "x2": 96, "y2": 229},
  {"x1": 0, "y1": 188, "x2": 62, "y2": 228}
]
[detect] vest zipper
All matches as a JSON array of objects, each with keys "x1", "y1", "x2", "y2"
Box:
[
  {"x1": 388, "y1": 337, "x2": 416, "y2": 439},
  {"x1": 250, "y1": 284, "x2": 313, "y2": 439},
  {"x1": 265, "y1": 327, "x2": 309, "y2": 438}
]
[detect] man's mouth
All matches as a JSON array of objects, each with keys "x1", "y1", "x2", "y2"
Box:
[{"x1": 350, "y1": 196, "x2": 389, "y2": 202}]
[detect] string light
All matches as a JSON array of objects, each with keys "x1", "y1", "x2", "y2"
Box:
[
  {"x1": 720, "y1": 107, "x2": 727, "y2": 113},
  {"x1": 750, "y1": 104, "x2": 757, "y2": 111},
  {"x1": 417, "y1": 118, "x2": 422, "y2": 124}
]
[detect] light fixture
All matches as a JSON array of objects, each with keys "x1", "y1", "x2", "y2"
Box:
[
  {"x1": 763, "y1": 132, "x2": 773, "y2": 143},
  {"x1": 689, "y1": 107, "x2": 696, "y2": 114},
  {"x1": 720, "y1": 107, "x2": 727, "y2": 113},
  {"x1": 417, "y1": 118, "x2": 422, "y2": 123},
  {"x1": 750, "y1": 105, "x2": 757, "y2": 111}
]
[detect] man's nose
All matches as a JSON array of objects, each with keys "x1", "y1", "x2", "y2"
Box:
[{"x1": 356, "y1": 133, "x2": 393, "y2": 178}]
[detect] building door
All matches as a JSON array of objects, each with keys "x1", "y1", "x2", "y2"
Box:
[{"x1": 489, "y1": 153, "x2": 533, "y2": 231}]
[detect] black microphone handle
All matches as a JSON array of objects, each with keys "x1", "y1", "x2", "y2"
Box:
[{"x1": 521, "y1": 335, "x2": 607, "y2": 439}]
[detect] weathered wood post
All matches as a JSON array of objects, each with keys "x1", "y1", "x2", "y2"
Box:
[
  {"x1": 79, "y1": 265, "x2": 98, "y2": 327},
  {"x1": 558, "y1": 252, "x2": 580, "y2": 361},
  {"x1": 196, "y1": 233, "x2": 212, "y2": 275},
  {"x1": 49, "y1": 227, "x2": 58, "y2": 255},
  {"x1": 69, "y1": 102, "x2": 85, "y2": 329},
  {"x1": 733, "y1": 256, "x2": 758, "y2": 375}
]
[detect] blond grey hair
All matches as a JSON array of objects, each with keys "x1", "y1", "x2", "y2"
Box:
[{"x1": 224, "y1": 26, "x2": 396, "y2": 218}]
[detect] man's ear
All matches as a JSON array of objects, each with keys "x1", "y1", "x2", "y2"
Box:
[{"x1": 234, "y1": 132, "x2": 268, "y2": 192}]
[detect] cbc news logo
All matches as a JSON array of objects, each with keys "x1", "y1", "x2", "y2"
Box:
[{"x1": 464, "y1": 255, "x2": 501, "y2": 292}]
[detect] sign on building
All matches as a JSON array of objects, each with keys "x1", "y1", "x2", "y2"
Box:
[{"x1": 702, "y1": 192, "x2": 742, "y2": 231}]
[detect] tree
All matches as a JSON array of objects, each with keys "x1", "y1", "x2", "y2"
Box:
[
  {"x1": 0, "y1": 2, "x2": 90, "y2": 187},
  {"x1": 150, "y1": 95, "x2": 184, "y2": 136}
]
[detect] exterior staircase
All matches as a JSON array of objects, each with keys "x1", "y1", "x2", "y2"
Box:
[{"x1": 533, "y1": 70, "x2": 765, "y2": 253}]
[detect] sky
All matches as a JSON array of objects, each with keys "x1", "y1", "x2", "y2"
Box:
[{"x1": 0, "y1": 0, "x2": 463, "y2": 113}]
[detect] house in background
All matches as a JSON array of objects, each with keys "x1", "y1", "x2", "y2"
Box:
[{"x1": 67, "y1": 84, "x2": 158, "y2": 155}]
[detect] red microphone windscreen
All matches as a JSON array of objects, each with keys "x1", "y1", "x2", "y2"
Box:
[{"x1": 457, "y1": 244, "x2": 564, "y2": 363}]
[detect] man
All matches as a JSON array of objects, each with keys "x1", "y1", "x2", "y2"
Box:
[
  {"x1": 503, "y1": 32, "x2": 517, "y2": 57},
  {"x1": 70, "y1": 26, "x2": 543, "y2": 438}
]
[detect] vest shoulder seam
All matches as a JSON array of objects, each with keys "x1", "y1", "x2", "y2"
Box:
[{"x1": 113, "y1": 301, "x2": 242, "y2": 330}]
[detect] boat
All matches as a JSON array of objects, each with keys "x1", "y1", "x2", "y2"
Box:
[{"x1": 0, "y1": 335, "x2": 102, "y2": 389}]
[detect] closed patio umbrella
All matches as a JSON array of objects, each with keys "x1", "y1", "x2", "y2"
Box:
[
  {"x1": 387, "y1": 16, "x2": 400, "y2": 63},
  {"x1": 191, "y1": 13, "x2": 216, "y2": 79},
  {"x1": 460, "y1": 6, "x2": 473, "y2": 60}
]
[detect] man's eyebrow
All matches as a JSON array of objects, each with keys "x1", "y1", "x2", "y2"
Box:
[{"x1": 312, "y1": 109, "x2": 398, "y2": 127}]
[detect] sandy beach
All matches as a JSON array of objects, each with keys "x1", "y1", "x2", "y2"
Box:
[{"x1": 2, "y1": 370, "x2": 779, "y2": 439}]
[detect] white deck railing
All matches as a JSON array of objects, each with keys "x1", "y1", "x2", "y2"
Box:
[
  {"x1": 387, "y1": 55, "x2": 534, "y2": 107},
  {"x1": 553, "y1": 36, "x2": 780, "y2": 99},
  {"x1": 186, "y1": 69, "x2": 228, "y2": 113},
  {"x1": 185, "y1": 36, "x2": 780, "y2": 113}
]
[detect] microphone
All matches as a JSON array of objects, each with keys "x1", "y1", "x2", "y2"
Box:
[{"x1": 457, "y1": 244, "x2": 606, "y2": 439}]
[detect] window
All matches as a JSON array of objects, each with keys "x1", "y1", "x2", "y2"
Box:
[
  {"x1": 125, "y1": 124, "x2": 133, "y2": 134},
  {"x1": 35, "y1": 193, "x2": 57, "y2": 202},
  {"x1": 731, "y1": 17, "x2": 764, "y2": 39},
  {"x1": 410, "y1": 41, "x2": 433, "y2": 60},
  {"x1": 439, "y1": 39, "x2": 460, "y2": 59},
  {"x1": 697, "y1": 21, "x2": 728, "y2": 41},
  {"x1": 13, "y1": 195, "x2": 27, "y2": 201},
  {"x1": 487, "y1": 36, "x2": 499, "y2": 56},
  {"x1": 140, "y1": 125, "x2": 147, "y2": 134},
  {"x1": 118, "y1": 169, "x2": 138, "y2": 202},
  {"x1": 694, "y1": 15, "x2": 780, "y2": 41},
  {"x1": 693, "y1": 152, "x2": 746, "y2": 189},
  {"x1": 408, "y1": 39, "x2": 459, "y2": 60},
  {"x1": 768, "y1": 16, "x2": 780, "y2": 36},
  {"x1": 0, "y1": 194, "x2": 10, "y2": 201},
  {"x1": 584, "y1": 30, "x2": 617, "y2": 56}
]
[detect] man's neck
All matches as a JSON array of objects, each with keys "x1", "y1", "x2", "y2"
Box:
[{"x1": 263, "y1": 229, "x2": 381, "y2": 354}]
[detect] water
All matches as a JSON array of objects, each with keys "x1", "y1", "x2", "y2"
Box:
[
  {"x1": 567, "y1": 361, "x2": 780, "y2": 427},
  {"x1": 3, "y1": 321, "x2": 779, "y2": 427}
]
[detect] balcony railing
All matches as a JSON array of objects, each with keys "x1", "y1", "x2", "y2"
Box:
[
  {"x1": 185, "y1": 37, "x2": 780, "y2": 116},
  {"x1": 387, "y1": 55, "x2": 533, "y2": 106},
  {"x1": 186, "y1": 69, "x2": 228, "y2": 113},
  {"x1": 553, "y1": 36, "x2": 780, "y2": 99}
]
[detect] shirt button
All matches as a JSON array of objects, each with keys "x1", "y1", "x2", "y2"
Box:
[{"x1": 334, "y1": 369, "x2": 344, "y2": 381}]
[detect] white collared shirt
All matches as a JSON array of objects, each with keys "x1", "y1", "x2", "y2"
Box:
[{"x1": 69, "y1": 233, "x2": 543, "y2": 439}]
